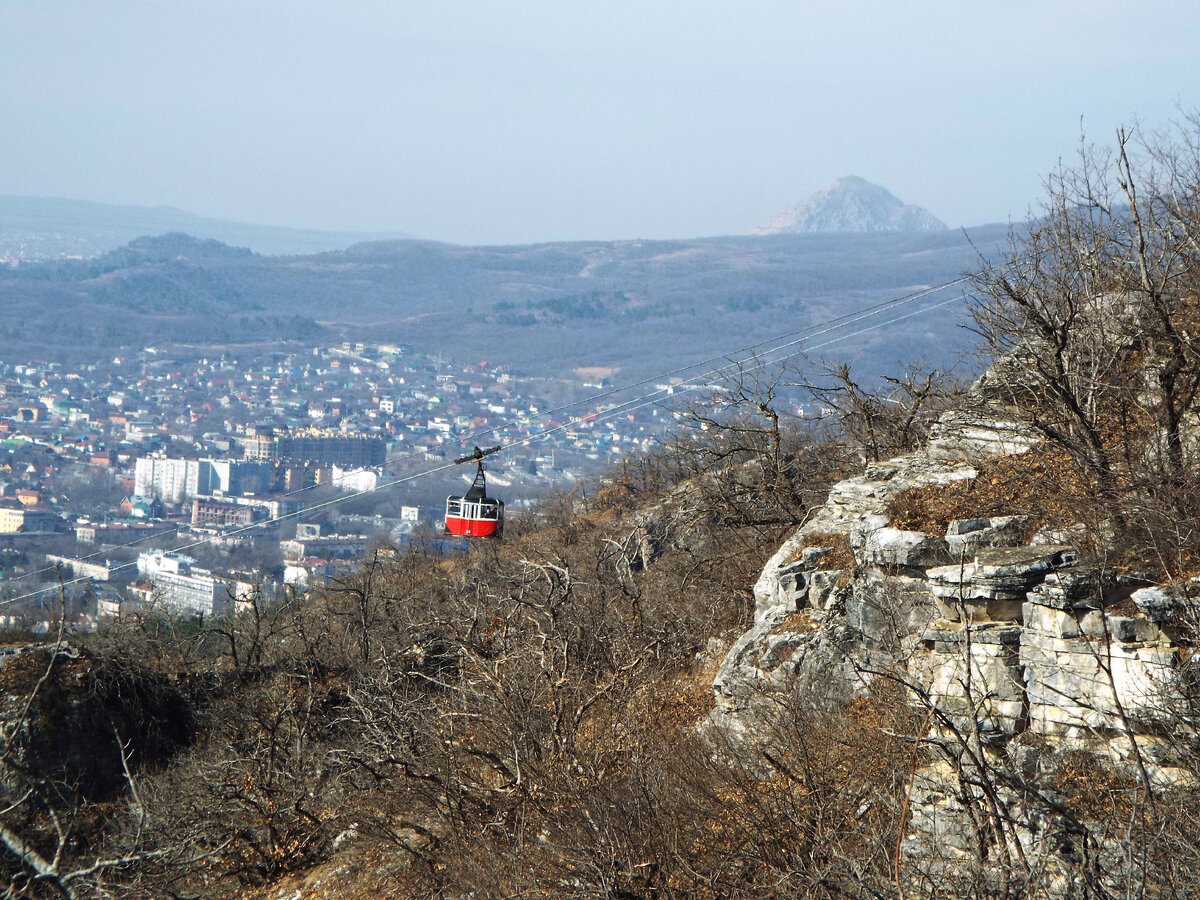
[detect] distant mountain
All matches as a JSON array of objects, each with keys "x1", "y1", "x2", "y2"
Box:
[
  {"x1": 753, "y1": 176, "x2": 947, "y2": 235},
  {"x1": 0, "y1": 194, "x2": 411, "y2": 260},
  {"x1": 0, "y1": 225, "x2": 1008, "y2": 382}
]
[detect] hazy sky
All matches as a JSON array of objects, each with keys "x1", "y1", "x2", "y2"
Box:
[{"x1": 3, "y1": 1, "x2": 1199, "y2": 244}]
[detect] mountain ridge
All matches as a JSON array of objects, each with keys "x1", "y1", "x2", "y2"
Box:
[
  {"x1": 0, "y1": 194, "x2": 412, "y2": 260},
  {"x1": 0, "y1": 225, "x2": 1008, "y2": 379}
]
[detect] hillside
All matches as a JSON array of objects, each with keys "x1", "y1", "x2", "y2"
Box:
[
  {"x1": 0, "y1": 226, "x2": 1008, "y2": 381},
  {"x1": 4, "y1": 164, "x2": 1200, "y2": 893},
  {"x1": 6, "y1": 346, "x2": 1200, "y2": 897},
  {"x1": 0, "y1": 406, "x2": 869, "y2": 898}
]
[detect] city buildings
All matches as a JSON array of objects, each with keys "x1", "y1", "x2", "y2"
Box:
[
  {"x1": 136, "y1": 550, "x2": 258, "y2": 617},
  {"x1": 0, "y1": 340, "x2": 667, "y2": 624},
  {"x1": 241, "y1": 426, "x2": 386, "y2": 467},
  {"x1": 134, "y1": 457, "x2": 270, "y2": 504}
]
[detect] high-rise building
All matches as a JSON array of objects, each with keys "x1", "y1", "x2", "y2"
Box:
[
  {"x1": 133, "y1": 457, "x2": 271, "y2": 504},
  {"x1": 242, "y1": 426, "x2": 385, "y2": 467},
  {"x1": 133, "y1": 457, "x2": 193, "y2": 505}
]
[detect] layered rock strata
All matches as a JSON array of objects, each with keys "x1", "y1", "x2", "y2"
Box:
[{"x1": 709, "y1": 403, "x2": 1198, "y2": 890}]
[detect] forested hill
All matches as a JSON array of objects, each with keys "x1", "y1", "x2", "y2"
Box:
[{"x1": 0, "y1": 225, "x2": 1008, "y2": 379}]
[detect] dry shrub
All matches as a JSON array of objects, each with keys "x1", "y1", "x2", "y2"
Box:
[
  {"x1": 887, "y1": 447, "x2": 1087, "y2": 538},
  {"x1": 778, "y1": 609, "x2": 820, "y2": 633},
  {"x1": 667, "y1": 682, "x2": 924, "y2": 899},
  {"x1": 790, "y1": 531, "x2": 855, "y2": 570},
  {"x1": 1046, "y1": 750, "x2": 1143, "y2": 820}
]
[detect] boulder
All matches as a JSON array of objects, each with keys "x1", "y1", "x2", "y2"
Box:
[
  {"x1": 861, "y1": 527, "x2": 949, "y2": 568},
  {"x1": 945, "y1": 515, "x2": 1027, "y2": 554},
  {"x1": 1131, "y1": 585, "x2": 1194, "y2": 625}
]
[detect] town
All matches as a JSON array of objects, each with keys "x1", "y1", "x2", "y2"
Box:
[{"x1": 0, "y1": 341, "x2": 679, "y2": 629}]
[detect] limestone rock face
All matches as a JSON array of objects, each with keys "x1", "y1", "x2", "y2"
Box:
[
  {"x1": 709, "y1": 410, "x2": 1036, "y2": 747},
  {"x1": 1022, "y1": 577, "x2": 1180, "y2": 742},
  {"x1": 861, "y1": 527, "x2": 950, "y2": 569},
  {"x1": 913, "y1": 622, "x2": 1026, "y2": 737},
  {"x1": 925, "y1": 408, "x2": 1039, "y2": 461},
  {"x1": 707, "y1": 381, "x2": 1200, "y2": 888},
  {"x1": 945, "y1": 515, "x2": 1027, "y2": 554},
  {"x1": 925, "y1": 546, "x2": 1077, "y2": 623}
]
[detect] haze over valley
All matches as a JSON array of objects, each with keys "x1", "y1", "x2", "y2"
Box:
[{"x1": 0, "y1": 181, "x2": 1003, "y2": 385}]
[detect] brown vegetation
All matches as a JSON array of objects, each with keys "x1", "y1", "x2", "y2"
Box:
[
  {"x1": 0, "y1": 390, "x2": 900, "y2": 899},
  {"x1": 793, "y1": 530, "x2": 856, "y2": 571},
  {"x1": 887, "y1": 447, "x2": 1085, "y2": 539}
]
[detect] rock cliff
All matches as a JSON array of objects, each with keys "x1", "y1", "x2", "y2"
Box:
[{"x1": 708, "y1": 384, "x2": 1199, "y2": 890}]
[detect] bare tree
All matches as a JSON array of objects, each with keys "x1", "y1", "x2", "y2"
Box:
[
  {"x1": 797, "y1": 357, "x2": 964, "y2": 464},
  {"x1": 971, "y1": 123, "x2": 1200, "y2": 506},
  {"x1": 667, "y1": 360, "x2": 847, "y2": 533}
]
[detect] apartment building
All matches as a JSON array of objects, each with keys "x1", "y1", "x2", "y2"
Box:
[
  {"x1": 242, "y1": 426, "x2": 386, "y2": 467},
  {"x1": 134, "y1": 457, "x2": 271, "y2": 504},
  {"x1": 136, "y1": 550, "x2": 256, "y2": 617}
]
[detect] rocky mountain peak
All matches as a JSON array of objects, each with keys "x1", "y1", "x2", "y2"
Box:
[{"x1": 752, "y1": 175, "x2": 947, "y2": 235}]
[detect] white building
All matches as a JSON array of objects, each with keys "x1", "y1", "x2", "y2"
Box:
[
  {"x1": 134, "y1": 457, "x2": 271, "y2": 505},
  {"x1": 134, "y1": 457, "x2": 194, "y2": 505},
  {"x1": 330, "y1": 466, "x2": 379, "y2": 493},
  {"x1": 136, "y1": 550, "x2": 256, "y2": 617},
  {"x1": 137, "y1": 550, "x2": 197, "y2": 579}
]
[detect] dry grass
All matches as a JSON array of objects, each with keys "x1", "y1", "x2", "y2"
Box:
[
  {"x1": 778, "y1": 610, "x2": 821, "y2": 633},
  {"x1": 887, "y1": 448, "x2": 1087, "y2": 539},
  {"x1": 787, "y1": 531, "x2": 855, "y2": 570}
]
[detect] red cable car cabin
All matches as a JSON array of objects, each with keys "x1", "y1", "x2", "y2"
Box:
[{"x1": 445, "y1": 456, "x2": 504, "y2": 538}]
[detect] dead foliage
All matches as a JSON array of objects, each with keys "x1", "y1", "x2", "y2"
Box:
[
  {"x1": 790, "y1": 530, "x2": 856, "y2": 571},
  {"x1": 1047, "y1": 751, "x2": 1144, "y2": 820},
  {"x1": 887, "y1": 447, "x2": 1087, "y2": 539}
]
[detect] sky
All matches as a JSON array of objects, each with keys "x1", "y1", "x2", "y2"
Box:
[{"x1": 3, "y1": 1, "x2": 1200, "y2": 245}]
